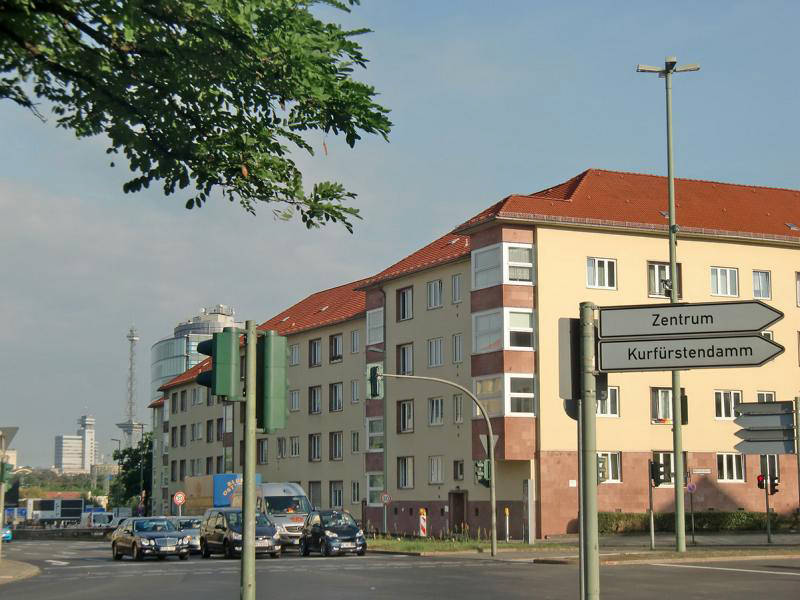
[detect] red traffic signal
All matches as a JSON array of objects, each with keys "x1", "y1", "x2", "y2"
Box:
[{"x1": 757, "y1": 474, "x2": 766, "y2": 489}]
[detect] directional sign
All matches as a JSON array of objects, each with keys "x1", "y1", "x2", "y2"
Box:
[
  {"x1": 734, "y1": 428, "x2": 795, "y2": 442},
  {"x1": 734, "y1": 412, "x2": 794, "y2": 429},
  {"x1": 598, "y1": 300, "x2": 783, "y2": 339},
  {"x1": 734, "y1": 401, "x2": 794, "y2": 416},
  {"x1": 733, "y1": 401, "x2": 797, "y2": 455},
  {"x1": 735, "y1": 439, "x2": 796, "y2": 455},
  {"x1": 597, "y1": 335, "x2": 784, "y2": 372}
]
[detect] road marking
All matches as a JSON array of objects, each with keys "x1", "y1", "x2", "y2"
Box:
[
  {"x1": 44, "y1": 559, "x2": 70, "y2": 566},
  {"x1": 651, "y1": 563, "x2": 800, "y2": 577}
]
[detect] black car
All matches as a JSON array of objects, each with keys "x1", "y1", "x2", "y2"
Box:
[
  {"x1": 111, "y1": 517, "x2": 191, "y2": 561},
  {"x1": 299, "y1": 510, "x2": 366, "y2": 556},
  {"x1": 200, "y1": 508, "x2": 281, "y2": 559}
]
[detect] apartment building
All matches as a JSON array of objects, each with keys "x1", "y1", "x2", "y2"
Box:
[{"x1": 153, "y1": 168, "x2": 800, "y2": 537}]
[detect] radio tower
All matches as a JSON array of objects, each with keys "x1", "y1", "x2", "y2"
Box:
[{"x1": 117, "y1": 326, "x2": 144, "y2": 448}]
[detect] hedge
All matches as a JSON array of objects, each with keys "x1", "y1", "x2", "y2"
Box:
[{"x1": 597, "y1": 511, "x2": 799, "y2": 534}]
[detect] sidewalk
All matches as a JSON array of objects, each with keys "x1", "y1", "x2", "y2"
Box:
[{"x1": 0, "y1": 560, "x2": 40, "y2": 586}]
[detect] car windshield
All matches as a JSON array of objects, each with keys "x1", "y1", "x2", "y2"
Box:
[
  {"x1": 225, "y1": 512, "x2": 272, "y2": 527},
  {"x1": 321, "y1": 512, "x2": 357, "y2": 529},
  {"x1": 264, "y1": 495, "x2": 312, "y2": 515},
  {"x1": 133, "y1": 519, "x2": 176, "y2": 532},
  {"x1": 178, "y1": 519, "x2": 202, "y2": 529}
]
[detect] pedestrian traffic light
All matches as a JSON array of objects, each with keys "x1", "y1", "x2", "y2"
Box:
[
  {"x1": 474, "y1": 460, "x2": 491, "y2": 488},
  {"x1": 256, "y1": 330, "x2": 288, "y2": 433},
  {"x1": 197, "y1": 327, "x2": 241, "y2": 400},
  {"x1": 597, "y1": 455, "x2": 608, "y2": 484},
  {"x1": 650, "y1": 461, "x2": 665, "y2": 487},
  {"x1": 769, "y1": 475, "x2": 779, "y2": 495},
  {"x1": 365, "y1": 363, "x2": 383, "y2": 399},
  {"x1": 757, "y1": 474, "x2": 766, "y2": 489}
]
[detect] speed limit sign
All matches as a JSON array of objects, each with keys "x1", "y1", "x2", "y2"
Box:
[
  {"x1": 174, "y1": 491, "x2": 186, "y2": 506},
  {"x1": 380, "y1": 492, "x2": 392, "y2": 505}
]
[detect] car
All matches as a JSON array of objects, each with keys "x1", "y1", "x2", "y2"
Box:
[
  {"x1": 168, "y1": 516, "x2": 203, "y2": 553},
  {"x1": 259, "y1": 482, "x2": 313, "y2": 550},
  {"x1": 2, "y1": 526, "x2": 12, "y2": 543},
  {"x1": 111, "y1": 517, "x2": 192, "y2": 561},
  {"x1": 299, "y1": 510, "x2": 366, "y2": 557},
  {"x1": 200, "y1": 508, "x2": 281, "y2": 559}
]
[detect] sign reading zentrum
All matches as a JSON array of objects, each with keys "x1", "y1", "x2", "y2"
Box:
[{"x1": 597, "y1": 300, "x2": 784, "y2": 373}]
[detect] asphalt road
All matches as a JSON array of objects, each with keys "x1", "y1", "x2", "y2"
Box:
[{"x1": 3, "y1": 541, "x2": 800, "y2": 599}]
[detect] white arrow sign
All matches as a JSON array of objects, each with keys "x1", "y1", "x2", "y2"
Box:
[{"x1": 479, "y1": 434, "x2": 499, "y2": 456}]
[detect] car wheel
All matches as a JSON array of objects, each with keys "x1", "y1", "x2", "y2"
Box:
[
  {"x1": 133, "y1": 544, "x2": 142, "y2": 562},
  {"x1": 320, "y1": 541, "x2": 329, "y2": 557},
  {"x1": 300, "y1": 539, "x2": 310, "y2": 556},
  {"x1": 357, "y1": 548, "x2": 366, "y2": 556},
  {"x1": 201, "y1": 540, "x2": 211, "y2": 558},
  {"x1": 179, "y1": 553, "x2": 189, "y2": 561},
  {"x1": 224, "y1": 541, "x2": 235, "y2": 560},
  {"x1": 270, "y1": 551, "x2": 281, "y2": 559},
  {"x1": 112, "y1": 543, "x2": 122, "y2": 561}
]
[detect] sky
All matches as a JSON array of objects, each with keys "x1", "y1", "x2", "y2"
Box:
[{"x1": 2, "y1": 1, "x2": 799, "y2": 467}]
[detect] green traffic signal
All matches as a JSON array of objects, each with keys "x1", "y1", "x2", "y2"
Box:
[
  {"x1": 197, "y1": 328, "x2": 241, "y2": 399},
  {"x1": 474, "y1": 459, "x2": 491, "y2": 488},
  {"x1": 257, "y1": 330, "x2": 288, "y2": 433}
]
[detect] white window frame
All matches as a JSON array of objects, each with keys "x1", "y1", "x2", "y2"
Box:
[
  {"x1": 651, "y1": 388, "x2": 672, "y2": 423},
  {"x1": 472, "y1": 309, "x2": 503, "y2": 354},
  {"x1": 507, "y1": 373, "x2": 535, "y2": 415},
  {"x1": 761, "y1": 454, "x2": 780, "y2": 481},
  {"x1": 454, "y1": 460, "x2": 464, "y2": 481},
  {"x1": 257, "y1": 439, "x2": 268, "y2": 464},
  {"x1": 653, "y1": 451, "x2": 679, "y2": 486},
  {"x1": 330, "y1": 481, "x2": 343, "y2": 508},
  {"x1": 309, "y1": 386, "x2": 321, "y2": 414},
  {"x1": 399, "y1": 400, "x2": 414, "y2": 433},
  {"x1": 428, "y1": 455, "x2": 444, "y2": 485},
  {"x1": 351, "y1": 480, "x2": 360, "y2": 504},
  {"x1": 330, "y1": 431, "x2": 343, "y2": 461},
  {"x1": 505, "y1": 307, "x2": 535, "y2": 351},
  {"x1": 398, "y1": 456, "x2": 414, "y2": 489},
  {"x1": 586, "y1": 257, "x2": 617, "y2": 289},
  {"x1": 398, "y1": 287, "x2": 413, "y2": 320},
  {"x1": 757, "y1": 391, "x2": 775, "y2": 403},
  {"x1": 711, "y1": 266, "x2": 739, "y2": 297},
  {"x1": 309, "y1": 339, "x2": 321, "y2": 366},
  {"x1": 290, "y1": 436, "x2": 300, "y2": 457},
  {"x1": 427, "y1": 279, "x2": 443, "y2": 309},
  {"x1": 277, "y1": 437, "x2": 286, "y2": 459},
  {"x1": 452, "y1": 333, "x2": 463, "y2": 364},
  {"x1": 471, "y1": 243, "x2": 502, "y2": 291},
  {"x1": 752, "y1": 270, "x2": 771, "y2": 300},
  {"x1": 289, "y1": 389, "x2": 300, "y2": 412},
  {"x1": 351, "y1": 330, "x2": 360, "y2": 353},
  {"x1": 398, "y1": 343, "x2": 413, "y2": 374},
  {"x1": 351, "y1": 430, "x2": 360, "y2": 453},
  {"x1": 329, "y1": 382, "x2": 343, "y2": 412},
  {"x1": 427, "y1": 337, "x2": 444, "y2": 367},
  {"x1": 367, "y1": 472, "x2": 384, "y2": 506},
  {"x1": 428, "y1": 396, "x2": 444, "y2": 426},
  {"x1": 366, "y1": 307, "x2": 385, "y2": 345},
  {"x1": 597, "y1": 386, "x2": 619, "y2": 417},
  {"x1": 329, "y1": 334, "x2": 343, "y2": 362},
  {"x1": 351, "y1": 379, "x2": 360, "y2": 403},
  {"x1": 714, "y1": 390, "x2": 742, "y2": 420},
  {"x1": 506, "y1": 243, "x2": 534, "y2": 285},
  {"x1": 717, "y1": 452, "x2": 745, "y2": 482},
  {"x1": 309, "y1": 433, "x2": 321, "y2": 462},
  {"x1": 473, "y1": 374, "x2": 504, "y2": 418},
  {"x1": 647, "y1": 261, "x2": 682, "y2": 298},
  {"x1": 452, "y1": 273, "x2": 462, "y2": 304},
  {"x1": 366, "y1": 417, "x2": 384, "y2": 452},
  {"x1": 453, "y1": 393, "x2": 463, "y2": 424},
  {"x1": 597, "y1": 451, "x2": 622, "y2": 483}
]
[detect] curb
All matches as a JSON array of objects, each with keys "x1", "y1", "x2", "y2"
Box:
[
  {"x1": 368, "y1": 550, "x2": 423, "y2": 557},
  {"x1": 0, "y1": 560, "x2": 41, "y2": 586},
  {"x1": 602, "y1": 552, "x2": 800, "y2": 566}
]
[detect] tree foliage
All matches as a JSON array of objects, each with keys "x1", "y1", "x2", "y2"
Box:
[
  {"x1": 110, "y1": 433, "x2": 151, "y2": 509},
  {"x1": 0, "y1": 0, "x2": 391, "y2": 230}
]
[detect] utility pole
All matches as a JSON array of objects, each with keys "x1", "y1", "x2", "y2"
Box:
[
  {"x1": 636, "y1": 56, "x2": 700, "y2": 553},
  {"x1": 242, "y1": 321, "x2": 257, "y2": 600}
]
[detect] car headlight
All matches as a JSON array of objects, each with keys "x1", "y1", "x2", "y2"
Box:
[
  {"x1": 357, "y1": 529, "x2": 364, "y2": 537},
  {"x1": 231, "y1": 532, "x2": 242, "y2": 541},
  {"x1": 275, "y1": 524, "x2": 286, "y2": 533},
  {"x1": 182, "y1": 536, "x2": 192, "y2": 544},
  {"x1": 137, "y1": 537, "x2": 151, "y2": 546},
  {"x1": 324, "y1": 530, "x2": 338, "y2": 538},
  {"x1": 272, "y1": 532, "x2": 280, "y2": 541}
]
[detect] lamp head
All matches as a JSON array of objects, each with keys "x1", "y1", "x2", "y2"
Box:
[{"x1": 665, "y1": 56, "x2": 677, "y2": 71}]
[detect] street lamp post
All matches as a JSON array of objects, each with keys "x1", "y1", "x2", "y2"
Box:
[{"x1": 636, "y1": 56, "x2": 699, "y2": 553}]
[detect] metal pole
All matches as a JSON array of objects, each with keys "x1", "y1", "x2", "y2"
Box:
[
  {"x1": 690, "y1": 490, "x2": 696, "y2": 546},
  {"x1": 577, "y1": 395, "x2": 585, "y2": 598},
  {"x1": 765, "y1": 472, "x2": 772, "y2": 544},
  {"x1": 380, "y1": 372, "x2": 497, "y2": 556},
  {"x1": 505, "y1": 507, "x2": 510, "y2": 542},
  {"x1": 241, "y1": 321, "x2": 256, "y2": 600},
  {"x1": 648, "y1": 460, "x2": 655, "y2": 551},
  {"x1": 580, "y1": 302, "x2": 599, "y2": 600},
  {"x1": 795, "y1": 397, "x2": 800, "y2": 510},
  {"x1": 665, "y1": 61, "x2": 687, "y2": 554},
  {"x1": 0, "y1": 434, "x2": 5, "y2": 564}
]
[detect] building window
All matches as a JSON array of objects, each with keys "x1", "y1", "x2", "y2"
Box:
[
  {"x1": 191, "y1": 388, "x2": 199, "y2": 406},
  {"x1": 648, "y1": 262, "x2": 682, "y2": 298},
  {"x1": 711, "y1": 266, "x2": 739, "y2": 297},
  {"x1": 760, "y1": 454, "x2": 780, "y2": 481},
  {"x1": 179, "y1": 459, "x2": 186, "y2": 481},
  {"x1": 427, "y1": 337, "x2": 444, "y2": 367},
  {"x1": 650, "y1": 388, "x2": 672, "y2": 423},
  {"x1": 507, "y1": 245, "x2": 533, "y2": 283},
  {"x1": 587, "y1": 257, "x2": 616, "y2": 289},
  {"x1": 509, "y1": 376, "x2": 535, "y2": 413},
  {"x1": 277, "y1": 437, "x2": 287, "y2": 459},
  {"x1": 351, "y1": 380, "x2": 360, "y2": 403},
  {"x1": 428, "y1": 455, "x2": 444, "y2": 484},
  {"x1": 206, "y1": 389, "x2": 213, "y2": 406},
  {"x1": 290, "y1": 436, "x2": 300, "y2": 457},
  {"x1": 472, "y1": 244, "x2": 502, "y2": 290},
  {"x1": 351, "y1": 431, "x2": 360, "y2": 453},
  {"x1": 257, "y1": 439, "x2": 268, "y2": 465},
  {"x1": 717, "y1": 453, "x2": 745, "y2": 481},
  {"x1": 206, "y1": 457, "x2": 214, "y2": 475},
  {"x1": 329, "y1": 431, "x2": 343, "y2": 461},
  {"x1": 453, "y1": 460, "x2": 464, "y2": 481},
  {"x1": 170, "y1": 460, "x2": 177, "y2": 482},
  {"x1": 366, "y1": 307, "x2": 384, "y2": 345},
  {"x1": 757, "y1": 391, "x2": 775, "y2": 403},
  {"x1": 171, "y1": 392, "x2": 178, "y2": 414},
  {"x1": 215, "y1": 455, "x2": 223, "y2": 474},
  {"x1": 597, "y1": 386, "x2": 619, "y2": 417},
  {"x1": 398, "y1": 400, "x2": 414, "y2": 433},
  {"x1": 715, "y1": 390, "x2": 742, "y2": 419},
  {"x1": 452, "y1": 333, "x2": 463, "y2": 363},
  {"x1": 453, "y1": 394, "x2": 463, "y2": 423},
  {"x1": 427, "y1": 279, "x2": 443, "y2": 309},
  {"x1": 653, "y1": 451, "x2": 687, "y2": 485},
  {"x1": 206, "y1": 419, "x2": 214, "y2": 442},
  {"x1": 473, "y1": 310, "x2": 502, "y2": 354},
  {"x1": 797, "y1": 272, "x2": 800, "y2": 306},
  {"x1": 308, "y1": 433, "x2": 321, "y2": 462},
  {"x1": 289, "y1": 344, "x2": 300, "y2": 366},
  {"x1": 753, "y1": 270, "x2": 771, "y2": 299},
  {"x1": 180, "y1": 390, "x2": 187, "y2": 411},
  {"x1": 308, "y1": 386, "x2": 321, "y2": 414},
  {"x1": 507, "y1": 310, "x2": 534, "y2": 350},
  {"x1": 329, "y1": 481, "x2": 343, "y2": 508},
  {"x1": 224, "y1": 404, "x2": 233, "y2": 433},
  {"x1": 367, "y1": 417, "x2": 384, "y2": 451},
  {"x1": 367, "y1": 473, "x2": 384, "y2": 506},
  {"x1": 309, "y1": 339, "x2": 321, "y2": 367},
  {"x1": 180, "y1": 425, "x2": 186, "y2": 447},
  {"x1": 597, "y1": 452, "x2": 622, "y2": 483},
  {"x1": 329, "y1": 334, "x2": 343, "y2": 362},
  {"x1": 428, "y1": 397, "x2": 444, "y2": 426},
  {"x1": 474, "y1": 375, "x2": 504, "y2": 418},
  {"x1": 289, "y1": 389, "x2": 300, "y2": 412},
  {"x1": 397, "y1": 287, "x2": 413, "y2": 321},
  {"x1": 452, "y1": 273, "x2": 462, "y2": 304},
  {"x1": 171, "y1": 426, "x2": 177, "y2": 448},
  {"x1": 351, "y1": 480, "x2": 360, "y2": 504},
  {"x1": 351, "y1": 330, "x2": 360, "y2": 353},
  {"x1": 397, "y1": 457, "x2": 414, "y2": 489},
  {"x1": 216, "y1": 418, "x2": 223, "y2": 442},
  {"x1": 398, "y1": 343, "x2": 413, "y2": 375},
  {"x1": 329, "y1": 382, "x2": 343, "y2": 412}
]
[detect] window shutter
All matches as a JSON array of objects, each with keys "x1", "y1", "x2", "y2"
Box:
[{"x1": 681, "y1": 388, "x2": 688, "y2": 425}]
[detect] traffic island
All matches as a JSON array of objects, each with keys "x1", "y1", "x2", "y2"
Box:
[{"x1": 0, "y1": 560, "x2": 40, "y2": 586}]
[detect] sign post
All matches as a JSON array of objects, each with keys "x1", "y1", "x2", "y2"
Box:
[
  {"x1": 686, "y1": 481, "x2": 697, "y2": 545},
  {"x1": 173, "y1": 491, "x2": 186, "y2": 517}
]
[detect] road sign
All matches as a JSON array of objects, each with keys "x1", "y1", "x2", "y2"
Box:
[
  {"x1": 173, "y1": 491, "x2": 186, "y2": 506},
  {"x1": 733, "y1": 401, "x2": 797, "y2": 455},
  {"x1": 597, "y1": 335, "x2": 784, "y2": 372},
  {"x1": 735, "y1": 439, "x2": 796, "y2": 455},
  {"x1": 734, "y1": 401, "x2": 795, "y2": 415},
  {"x1": 734, "y1": 412, "x2": 794, "y2": 429},
  {"x1": 380, "y1": 492, "x2": 391, "y2": 505},
  {"x1": 598, "y1": 300, "x2": 783, "y2": 339},
  {"x1": 734, "y1": 428, "x2": 795, "y2": 441},
  {"x1": 687, "y1": 482, "x2": 697, "y2": 493}
]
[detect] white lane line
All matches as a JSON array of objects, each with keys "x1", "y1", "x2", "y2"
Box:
[
  {"x1": 651, "y1": 563, "x2": 800, "y2": 577},
  {"x1": 44, "y1": 560, "x2": 70, "y2": 566}
]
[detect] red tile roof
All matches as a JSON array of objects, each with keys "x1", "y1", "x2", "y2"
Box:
[
  {"x1": 358, "y1": 231, "x2": 471, "y2": 289},
  {"x1": 147, "y1": 396, "x2": 165, "y2": 409},
  {"x1": 458, "y1": 169, "x2": 800, "y2": 243},
  {"x1": 159, "y1": 359, "x2": 211, "y2": 392}
]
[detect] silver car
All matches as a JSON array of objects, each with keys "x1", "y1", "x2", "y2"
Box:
[
  {"x1": 259, "y1": 483, "x2": 313, "y2": 549},
  {"x1": 167, "y1": 516, "x2": 203, "y2": 553}
]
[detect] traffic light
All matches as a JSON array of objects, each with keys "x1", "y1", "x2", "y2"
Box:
[
  {"x1": 769, "y1": 475, "x2": 779, "y2": 495},
  {"x1": 365, "y1": 363, "x2": 383, "y2": 399},
  {"x1": 597, "y1": 455, "x2": 608, "y2": 484},
  {"x1": 757, "y1": 474, "x2": 766, "y2": 489},
  {"x1": 197, "y1": 327, "x2": 241, "y2": 399},
  {"x1": 650, "y1": 461, "x2": 665, "y2": 487},
  {"x1": 474, "y1": 460, "x2": 491, "y2": 488},
  {"x1": 256, "y1": 330, "x2": 288, "y2": 433}
]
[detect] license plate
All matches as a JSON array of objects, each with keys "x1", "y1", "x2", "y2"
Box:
[
  {"x1": 160, "y1": 546, "x2": 176, "y2": 552},
  {"x1": 255, "y1": 540, "x2": 271, "y2": 547},
  {"x1": 340, "y1": 542, "x2": 355, "y2": 549}
]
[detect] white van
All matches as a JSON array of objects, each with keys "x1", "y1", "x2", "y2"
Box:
[
  {"x1": 80, "y1": 512, "x2": 114, "y2": 528},
  {"x1": 256, "y1": 483, "x2": 312, "y2": 548}
]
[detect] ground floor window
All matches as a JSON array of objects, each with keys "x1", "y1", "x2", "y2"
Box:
[{"x1": 717, "y1": 453, "x2": 745, "y2": 481}]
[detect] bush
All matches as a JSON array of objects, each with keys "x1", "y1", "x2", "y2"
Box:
[{"x1": 598, "y1": 511, "x2": 797, "y2": 534}]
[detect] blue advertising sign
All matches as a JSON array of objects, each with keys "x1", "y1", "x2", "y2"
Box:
[{"x1": 212, "y1": 473, "x2": 261, "y2": 507}]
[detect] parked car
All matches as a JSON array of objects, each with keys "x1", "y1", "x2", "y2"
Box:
[
  {"x1": 111, "y1": 517, "x2": 192, "y2": 561},
  {"x1": 299, "y1": 510, "x2": 366, "y2": 556},
  {"x1": 108, "y1": 516, "x2": 129, "y2": 530},
  {"x1": 2, "y1": 526, "x2": 12, "y2": 543},
  {"x1": 168, "y1": 516, "x2": 203, "y2": 553},
  {"x1": 258, "y1": 482, "x2": 312, "y2": 550},
  {"x1": 200, "y1": 508, "x2": 281, "y2": 559}
]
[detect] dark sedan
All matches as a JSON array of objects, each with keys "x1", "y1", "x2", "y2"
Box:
[
  {"x1": 111, "y1": 517, "x2": 191, "y2": 561},
  {"x1": 200, "y1": 509, "x2": 281, "y2": 559},
  {"x1": 299, "y1": 510, "x2": 366, "y2": 556}
]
